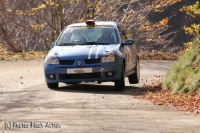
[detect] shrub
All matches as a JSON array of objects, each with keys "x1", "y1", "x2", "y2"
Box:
[{"x1": 162, "y1": 37, "x2": 200, "y2": 95}]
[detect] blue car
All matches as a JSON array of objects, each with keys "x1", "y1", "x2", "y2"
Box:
[{"x1": 44, "y1": 20, "x2": 140, "y2": 91}]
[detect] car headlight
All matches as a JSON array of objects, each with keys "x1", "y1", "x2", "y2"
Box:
[
  {"x1": 45, "y1": 55, "x2": 59, "y2": 64},
  {"x1": 102, "y1": 55, "x2": 115, "y2": 62}
]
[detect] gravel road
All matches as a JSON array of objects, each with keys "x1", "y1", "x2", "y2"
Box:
[{"x1": 0, "y1": 59, "x2": 200, "y2": 133}]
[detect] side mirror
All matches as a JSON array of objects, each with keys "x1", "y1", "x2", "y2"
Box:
[
  {"x1": 122, "y1": 39, "x2": 134, "y2": 45},
  {"x1": 51, "y1": 43, "x2": 55, "y2": 48}
]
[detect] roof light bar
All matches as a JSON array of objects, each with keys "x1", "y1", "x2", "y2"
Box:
[{"x1": 86, "y1": 20, "x2": 95, "y2": 26}]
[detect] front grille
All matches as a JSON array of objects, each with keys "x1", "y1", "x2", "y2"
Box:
[
  {"x1": 59, "y1": 72, "x2": 101, "y2": 80},
  {"x1": 84, "y1": 59, "x2": 101, "y2": 64},
  {"x1": 59, "y1": 60, "x2": 74, "y2": 65}
]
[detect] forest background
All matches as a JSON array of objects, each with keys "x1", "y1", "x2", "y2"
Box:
[{"x1": 0, "y1": 0, "x2": 199, "y2": 54}]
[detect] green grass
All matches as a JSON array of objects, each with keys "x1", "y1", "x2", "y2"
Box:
[{"x1": 162, "y1": 37, "x2": 200, "y2": 95}]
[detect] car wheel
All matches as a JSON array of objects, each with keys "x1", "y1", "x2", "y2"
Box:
[
  {"x1": 47, "y1": 83, "x2": 58, "y2": 89},
  {"x1": 128, "y1": 58, "x2": 140, "y2": 84},
  {"x1": 114, "y1": 64, "x2": 125, "y2": 91}
]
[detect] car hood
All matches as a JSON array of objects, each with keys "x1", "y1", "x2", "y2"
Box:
[{"x1": 50, "y1": 44, "x2": 119, "y2": 60}]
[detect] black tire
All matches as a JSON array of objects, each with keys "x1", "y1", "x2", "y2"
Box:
[
  {"x1": 128, "y1": 58, "x2": 140, "y2": 84},
  {"x1": 114, "y1": 64, "x2": 125, "y2": 91},
  {"x1": 47, "y1": 83, "x2": 58, "y2": 89}
]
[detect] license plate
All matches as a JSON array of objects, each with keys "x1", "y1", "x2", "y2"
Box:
[{"x1": 67, "y1": 68, "x2": 92, "y2": 74}]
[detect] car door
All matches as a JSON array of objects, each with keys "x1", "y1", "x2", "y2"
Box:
[
  {"x1": 123, "y1": 25, "x2": 137, "y2": 72},
  {"x1": 118, "y1": 26, "x2": 134, "y2": 74}
]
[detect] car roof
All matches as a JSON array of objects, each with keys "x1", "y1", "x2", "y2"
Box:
[{"x1": 67, "y1": 21, "x2": 118, "y2": 27}]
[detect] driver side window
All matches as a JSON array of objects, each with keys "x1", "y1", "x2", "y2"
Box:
[{"x1": 70, "y1": 30, "x2": 86, "y2": 43}]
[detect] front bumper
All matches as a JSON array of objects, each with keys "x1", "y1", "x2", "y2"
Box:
[{"x1": 44, "y1": 61, "x2": 123, "y2": 83}]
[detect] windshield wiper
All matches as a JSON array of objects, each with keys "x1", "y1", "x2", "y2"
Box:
[
  {"x1": 58, "y1": 42, "x2": 112, "y2": 46},
  {"x1": 57, "y1": 43, "x2": 77, "y2": 46},
  {"x1": 83, "y1": 42, "x2": 111, "y2": 45}
]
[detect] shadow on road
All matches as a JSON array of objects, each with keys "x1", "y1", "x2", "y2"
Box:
[
  {"x1": 51, "y1": 83, "x2": 145, "y2": 96},
  {"x1": 0, "y1": 83, "x2": 145, "y2": 113}
]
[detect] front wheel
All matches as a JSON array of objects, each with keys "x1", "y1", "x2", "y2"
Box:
[
  {"x1": 114, "y1": 65, "x2": 125, "y2": 91},
  {"x1": 47, "y1": 83, "x2": 58, "y2": 89},
  {"x1": 128, "y1": 58, "x2": 140, "y2": 84}
]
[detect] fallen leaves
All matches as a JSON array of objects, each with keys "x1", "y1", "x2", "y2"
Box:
[
  {"x1": 135, "y1": 86, "x2": 200, "y2": 116},
  {"x1": 135, "y1": 75, "x2": 200, "y2": 116},
  {"x1": 0, "y1": 51, "x2": 47, "y2": 61},
  {"x1": 139, "y1": 52, "x2": 178, "y2": 60}
]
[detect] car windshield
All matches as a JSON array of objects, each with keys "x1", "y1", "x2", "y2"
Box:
[{"x1": 56, "y1": 26, "x2": 119, "y2": 46}]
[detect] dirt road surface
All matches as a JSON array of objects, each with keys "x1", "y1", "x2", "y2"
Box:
[{"x1": 0, "y1": 59, "x2": 200, "y2": 133}]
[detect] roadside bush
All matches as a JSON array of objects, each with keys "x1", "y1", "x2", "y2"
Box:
[{"x1": 162, "y1": 37, "x2": 200, "y2": 95}]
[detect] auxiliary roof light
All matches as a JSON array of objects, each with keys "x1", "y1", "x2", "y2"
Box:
[{"x1": 86, "y1": 20, "x2": 95, "y2": 26}]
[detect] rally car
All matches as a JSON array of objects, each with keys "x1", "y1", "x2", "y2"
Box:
[{"x1": 44, "y1": 20, "x2": 140, "y2": 91}]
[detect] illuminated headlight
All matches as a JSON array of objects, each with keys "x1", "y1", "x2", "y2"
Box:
[
  {"x1": 45, "y1": 55, "x2": 59, "y2": 64},
  {"x1": 102, "y1": 55, "x2": 115, "y2": 62}
]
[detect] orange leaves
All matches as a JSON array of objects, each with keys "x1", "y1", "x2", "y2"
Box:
[
  {"x1": 142, "y1": 25, "x2": 153, "y2": 31},
  {"x1": 158, "y1": 17, "x2": 168, "y2": 26},
  {"x1": 0, "y1": 43, "x2": 4, "y2": 51},
  {"x1": 164, "y1": 0, "x2": 182, "y2": 4},
  {"x1": 56, "y1": 4, "x2": 60, "y2": 7},
  {"x1": 182, "y1": 24, "x2": 200, "y2": 51},
  {"x1": 136, "y1": 90, "x2": 200, "y2": 115},
  {"x1": 15, "y1": 3, "x2": 47, "y2": 16},
  {"x1": 139, "y1": 52, "x2": 177, "y2": 60},
  {"x1": 46, "y1": 0, "x2": 54, "y2": 5},
  {"x1": 143, "y1": 0, "x2": 181, "y2": 18},
  {"x1": 184, "y1": 23, "x2": 200, "y2": 36},
  {"x1": 30, "y1": 22, "x2": 44, "y2": 32},
  {"x1": 6, "y1": 8, "x2": 12, "y2": 12},
  {"x1": 180, "y1": 1, "x2": 200, "y2": 50},
  {"x1": 0, "y1": 51, "x2": 47, "y2": 61},
  {"x1": 180, "y1": 1, "x2": 200, "y2": 18},
  {"x1": 141, "y1": 18, "x2": 168, "y2": 32},
  {"x1": 182, "y1": 42, "x2": 193, "y2": 53},
  {"x1": 0, "y1": 44, "x2": 6, "y2": 58},
  {"x1": 152, "y1": 0, "x2": 182, "y2": 12},
  {"x1": 129, "y1": 9, "x2": 135, "y2": 14},
  {"x1": 0, "y1": 44, "x2": 9, "y2": 59},
  {"x1": 38, "y1": 4, "x2": 47, "y2": 9},
  {"x1": 15, "y1": 10, "x2": 25, "y2": 15},
  {"x1": 153, "y1": 0, "x2": 182, "y2": 5},
  {"x1": 135, "y1": 87, "x2": 200, "y2": 116},
  {"x1": 94, "y1": 1, "x2": 102, "y2": 9}
]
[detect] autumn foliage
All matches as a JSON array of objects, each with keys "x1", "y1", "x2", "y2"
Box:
[
  {"x1": 136, "y1": 89, "x2": 200, "y2": 116},
  {"x1": 162, "y1": 1, "x2": 200, "y2": 95},
  {"x1": 135, "y1": 1, "x2": 200, "y2": 115},
  {"x1": 135, "y1": 75, "x2": 200, "y2": 116},
  {"x1": 0, "y1": 0, "x2": 184, "y2": 53}
]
